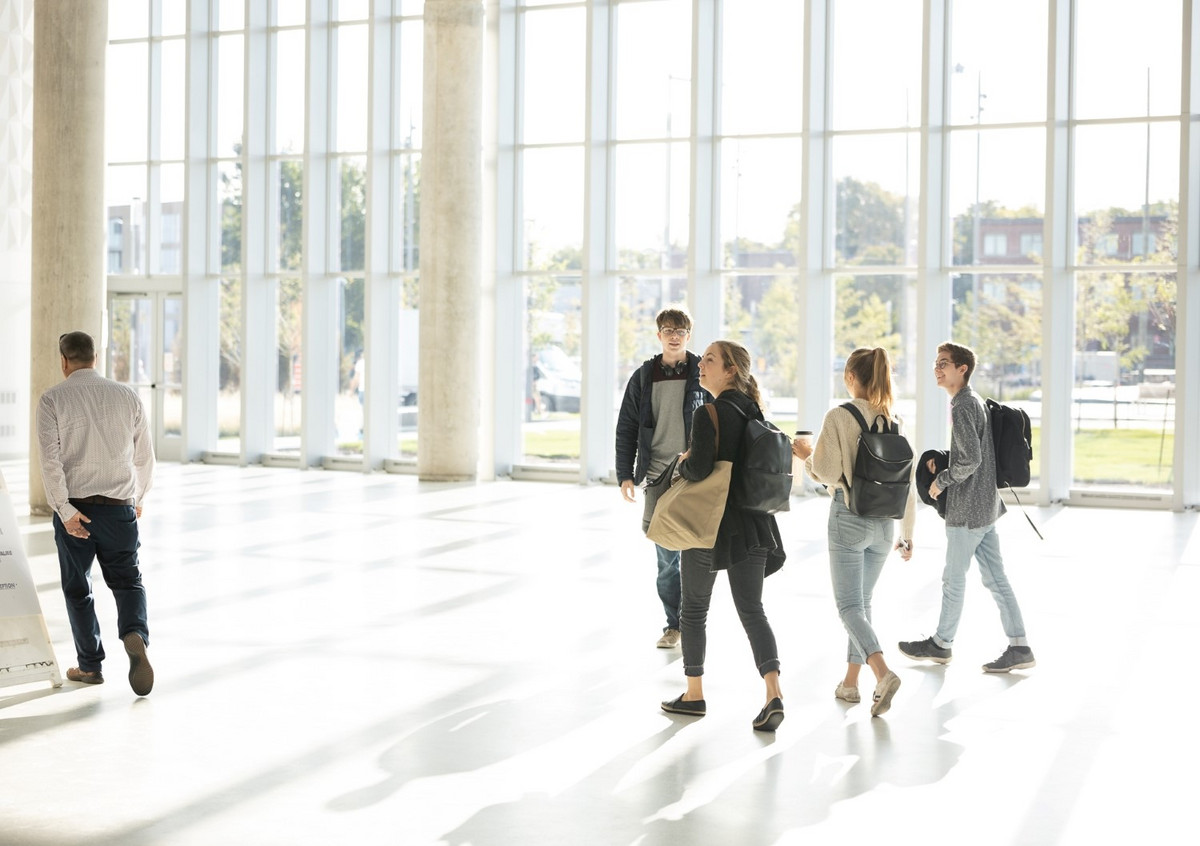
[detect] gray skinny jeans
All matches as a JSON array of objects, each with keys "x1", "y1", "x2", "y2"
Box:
[{"x1": 680, "y1": 546, "x2": 781, "y2": 678}]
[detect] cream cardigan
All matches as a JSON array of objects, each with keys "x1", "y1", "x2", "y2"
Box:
[{"x1": 803, "y1": 397, "x2": 917, "y2": 542}]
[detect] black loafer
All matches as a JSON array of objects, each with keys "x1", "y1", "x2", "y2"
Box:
[
  {"x1": 661, "y1": 694, "x2": 706, "y2": 716},
  {"x1": 753, "y1": 697, "x2": 784, "y2": 732}
]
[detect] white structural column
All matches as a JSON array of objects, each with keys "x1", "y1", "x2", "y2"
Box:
[
  {"x1": 688, "y1": 0, "x2": 721, "y2": 346},
  {"x1": 796, "y1": 0, "x2": 833, "y2": 435},
  {"x1": 362, "y1": 2, "x2": 402, "y2": 471},
  {"x1": 240, "y1": 1, "x2": 272, "y2": 464},
  {"x1": 1040, "y1": 0, "x2": 1074, "y2": 505},
  {"x1": 579, "y1": 0, "x2": 614, "y2": 482},
  {"x1": 419, "y1": 0, "x2": 484, "y2": 480},
  {"x1": 483, "y1": 0, "x2": 515, "y2": 479},
  {"x1": 301, "y1": 0, "x2": 337, "y2": 467},
  {"x1": 914, "y1": 0, "x2": 951, "y2": 454},
  {"x1": 28, "y1": 0, "x2": 107, "y2": 513},
  {"x1": 1176, "y1": 0, "x2": 1200, "y2": 508},
  {"x1": 182, "y1": 0, "x2": 218, "y2": 460}
]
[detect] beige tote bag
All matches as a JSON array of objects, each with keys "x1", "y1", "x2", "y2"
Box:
[{"x1": 646, "y1": 405, "x2": 732, "y2": 551}]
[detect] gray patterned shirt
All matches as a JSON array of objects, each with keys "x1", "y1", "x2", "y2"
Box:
[{"x1": 934, "y1": 384, "x2": 1006, "y2": 529}]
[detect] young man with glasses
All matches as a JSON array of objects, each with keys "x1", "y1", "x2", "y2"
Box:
[
  {"x1": 616, "y1": 307, "x2": 711, "y2": 648},
  {"x1": 898, "y1": 342, "x2": 1036, "y2": 673}
]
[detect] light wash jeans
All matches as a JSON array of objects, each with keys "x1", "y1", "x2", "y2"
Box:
[
  {"x1": 934, "y1": 523, "x2": 1028, "y2": 648},
  {"x1": 828, "y1": 491, "x2": 892, "y2": 664}
]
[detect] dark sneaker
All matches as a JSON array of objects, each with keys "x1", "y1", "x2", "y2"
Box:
[
  {"x1": 898, "y1": 637, "x2": 953, "y2": 664},
  {"x1": 753, "y1": 697, "x2": 785, "y2": 732},
  {"x1": 983, "y1": 645, "x2": 1036, "y2": 673},
  {"x1": 661, "y1": 695, "x2": 705, "y2": 716},
  {"x1": 122, "y1": 632, "x2": 154, "y2": 696},
  {"x1": 66, "y1": 667, "x2": 104, "y2": 685}
]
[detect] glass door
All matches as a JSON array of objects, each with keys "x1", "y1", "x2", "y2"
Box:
[{"x1": 107, "y1": 292, "x2": 183, "y2": 461}]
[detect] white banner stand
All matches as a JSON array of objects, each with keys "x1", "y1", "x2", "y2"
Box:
[{"x1": 0, "y1": 469, "x2": 62, "y2": 690}]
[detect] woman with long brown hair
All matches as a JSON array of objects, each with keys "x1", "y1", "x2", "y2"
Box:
[{"x1": 660, "y1": 340, "x2": 787, "y2": 732}]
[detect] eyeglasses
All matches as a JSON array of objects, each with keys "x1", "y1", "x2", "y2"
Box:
[
  {"x1": 933, "y1": 358, "x2": 954, "y2": 370},
  {"x1": 659, "y1": 328, "x2": 690, "y2": 338}
]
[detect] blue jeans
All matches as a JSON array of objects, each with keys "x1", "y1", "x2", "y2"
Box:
[
  {"x1": 934, "y1": 523, "x2": 1027, "y2": 648},
  {"x1": 828, "y1": 491, "x2": 892, "y2": 664},
  {"x1": 53, "y1": 505, "x2": 149, "y2": 673},
  {"x1": 655, "y1": 545, "x2": 681, "y2": 631},
  {"x1": 679, "y1": 548, "x2": 780, "y2": 678}
]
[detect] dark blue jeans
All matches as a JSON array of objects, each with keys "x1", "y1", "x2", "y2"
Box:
[
  {"x1": 53, "y1": 505, "x2": 148, "y2": 673},
  {"x1": 655, "y1": 544, "x2": 682, "y2": 631}
]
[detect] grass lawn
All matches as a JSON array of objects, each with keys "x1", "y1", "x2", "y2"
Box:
[{"x1": 412, "y1": 420, "x2": 1175, "y2": 488}]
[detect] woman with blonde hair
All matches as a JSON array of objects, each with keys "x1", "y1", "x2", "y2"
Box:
[
  {"x1": 660, "y1": 340, "x2": 788, "y2": 732},
  {"x1": 793, "y1": 347, "x2": 916, "y2": 717}
]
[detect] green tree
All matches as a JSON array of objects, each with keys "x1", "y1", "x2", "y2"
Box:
[{"x1": 953, "y1": 279, "x2": 1041, "y2": 399}]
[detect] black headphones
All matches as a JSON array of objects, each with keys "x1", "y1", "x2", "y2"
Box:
[{"x1": 659, "y1": 358, "x2": 688, "y2": 376}]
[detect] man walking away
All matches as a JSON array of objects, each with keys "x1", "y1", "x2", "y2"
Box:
[
  {"x1": 898, "y1": 341, "x2": 1035, "y2": 674},
  {"x1": 37, "y1": 331, "x2": 156, "y2": 696}
]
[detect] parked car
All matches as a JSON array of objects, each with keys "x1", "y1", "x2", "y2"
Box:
[{"x1": 535, "y1": 346, "x2": 581, "y2": 413}]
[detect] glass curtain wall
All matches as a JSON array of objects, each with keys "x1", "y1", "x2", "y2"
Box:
[
  {"x1": 105, "y1": 0, "x2": 1198, "y2": 506},
  {"x1": 518, "y1": 2, "x2": 586, "y2": 464},
  {"x1": 946, "y1": 0, "x2": 1049, "y2": 487},
  {"x1": 613, "y1": 0, "x2": 691, "y2": 457},
  {"x1": 1071, "y1": 0, "x2": 1181, "y2": 492},
  {"x1": 719, "y1": 0, "x2": 804, "y2": 428},
  {"x1": 105, "y1": 0, "x2": 187, "y2": 447},
  {"x1": 828, "y1": 0, "x2": 921, "y2": 428}
]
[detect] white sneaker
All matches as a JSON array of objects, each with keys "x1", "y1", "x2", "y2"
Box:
[
  {"x1": 834, "y1": 683, "x2": 860, "y2": 703},
  {"x1": 656, "y1": 628, "x2": 681, "y2": 648},
  {"x1": 870, "y1": 671, "x2": 901, "y2": 717}
]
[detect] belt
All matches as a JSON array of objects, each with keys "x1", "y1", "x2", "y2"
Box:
[{"x1": 70, "y1": 495, "x2": 135, "y2": 507}]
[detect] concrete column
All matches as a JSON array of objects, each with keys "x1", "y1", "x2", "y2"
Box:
[
  {"x1": 418, "y1": 0, "x2": 483, "y2": 481},
  {"x1": 28, "y1": 0, "x2": 107, "y2": 514}
]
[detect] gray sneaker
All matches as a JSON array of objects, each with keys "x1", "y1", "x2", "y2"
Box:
[
  {"x1": 656, "y1": 628, "x2": 681, "y2": 648},
  {"x1": 983, "y1": 645, "x2": 1036, "y2": 673},
  {"x1": 898, "y1": 637, "x2": 953, "y2": 664}
]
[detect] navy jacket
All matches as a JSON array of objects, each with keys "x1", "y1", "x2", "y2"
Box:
[{"x1": 615, "y1": 352, "x2": 709, "y2": 485}]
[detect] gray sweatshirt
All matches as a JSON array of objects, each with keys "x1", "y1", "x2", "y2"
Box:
[{"x1": 934, "y1": 384, "x2": 1006, "y2": 529}]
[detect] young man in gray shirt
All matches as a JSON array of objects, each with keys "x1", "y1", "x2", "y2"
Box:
[
  {"x1": 615, "y1": 307, "x2": 710, "y2": 648},
  {"x1": 899, "y1": 342, "x2": 1035, "y2": 673}
]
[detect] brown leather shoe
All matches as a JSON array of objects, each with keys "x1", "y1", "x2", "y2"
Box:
[
  {"x1": 122, "y1": 632, "x2": 154, "y2": 696},
  {"x1": 66, "y1": 667, "x2": 104, "y2": 684}
]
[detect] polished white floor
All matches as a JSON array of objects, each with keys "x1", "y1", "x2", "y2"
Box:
[{"x1": 1, "y1": 458, "x2": 1196, "y2": 846}]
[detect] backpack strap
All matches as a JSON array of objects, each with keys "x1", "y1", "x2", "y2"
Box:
[
  {"x1": 840, "y1": 402, "x2": 897, "y2": 434},
  {"x1": 840, "y1": 402, "x2": 870, "y2": 433}
]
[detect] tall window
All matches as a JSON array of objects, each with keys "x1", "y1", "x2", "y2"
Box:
[
  {"x1": 520, "y1": 1, "x2": 586, "y2": 464},
  {"x1": 1071, "y1": 0, "x2": 1181, "y2": 491}
]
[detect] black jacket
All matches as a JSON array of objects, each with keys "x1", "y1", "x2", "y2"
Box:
[
  {"x1": 916, "y1": 448, "x2": 949, "y2": 519},
  {"x1": 615, "y1": 352, "x2": 709, "y2": 485},
  {"x1": 679, "y1": 390, "x2": 787, "y2": 575}
]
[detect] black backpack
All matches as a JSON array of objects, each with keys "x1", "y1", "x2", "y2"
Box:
[
  {"x1": 721, "y1": 400, "x2": 793, "y2": 514},
  {"x1": 840, "y1": 403, "x2": 913, "y2": 520},
  {"x1": 985, "y1": 399, "x2": 1033, "y2": 489}
]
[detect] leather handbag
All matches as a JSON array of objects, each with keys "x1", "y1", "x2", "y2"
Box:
[{"x1": 646, "y1": 405, "x2": 732, "y2": 550}]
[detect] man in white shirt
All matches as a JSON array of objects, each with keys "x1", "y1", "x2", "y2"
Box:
[{"x1": 36, "y1": 331, "x2": 156, "y2": 696}]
